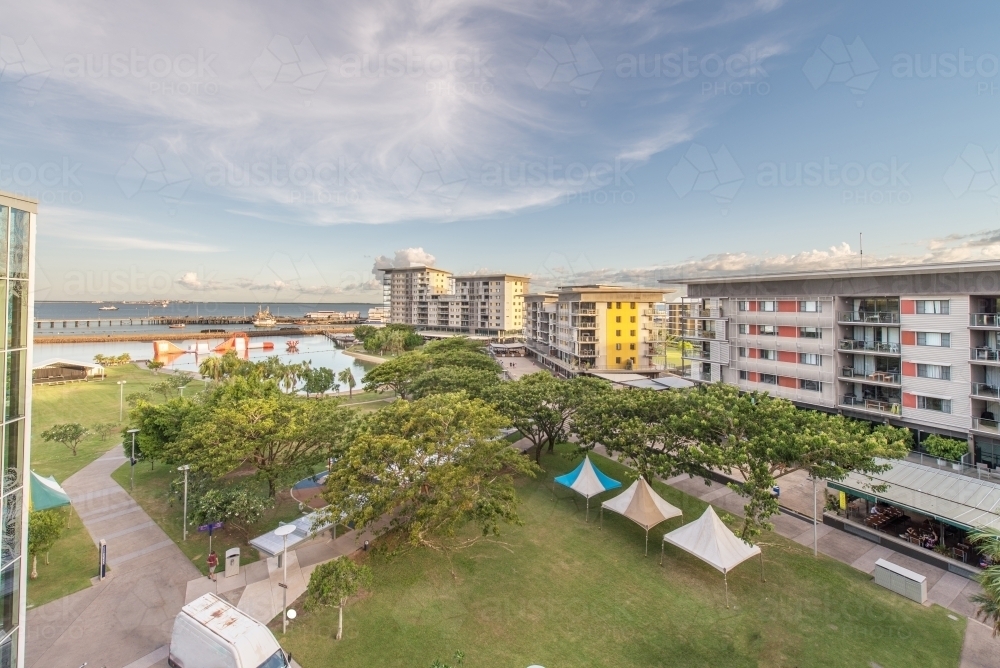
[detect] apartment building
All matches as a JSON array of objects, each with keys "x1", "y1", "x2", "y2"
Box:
[
  {"x1": 381, "y1": 266, "x2": 528, "y2": 339},
  {"x1": 667, "y1": 261, "x2": 1000, "y2": 466},
  {"x1": 523, "y1": 285, "x2": 671, "y2": 376},
  {"x1": 0, "y1": 192, "x2": 35, "y2": 668}
]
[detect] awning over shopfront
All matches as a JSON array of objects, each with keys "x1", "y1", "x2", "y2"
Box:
[{"x1": 829, "y1": 458, "x2": 1000, "y2": 532}]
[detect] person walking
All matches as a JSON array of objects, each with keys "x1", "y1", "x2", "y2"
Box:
[{"x1": 207, "y1": 550, "x2": 219, "y2": 582}]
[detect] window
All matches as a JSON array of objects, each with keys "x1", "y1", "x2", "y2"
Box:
[
  {"x1": 738, "y1": 301, "x2": 750, "y2": 311},
  {"x1": 800, "y1": 379, "x2": 821, "y2": 391},
  {"x1": 607, "y1": 302, "x2": 612, "y2": 308},
  {"x1": 616, "y1": 302, "x2": 621, "y2": 309},
  {"x1": 917, "y1": 396, "x2": 952, "y2": 413},
  {"x1": 629, "y1": 330, "x2": 636, "y2": 336},
  {"x1": 759, "y1": 325, "x2": 776, "y2": 336},
  {"x1": 799, "y1": 353, "x2": 820, "y2": 366},
  {"x1": 630, "y1": 316, "x2": 636, "y2": 323},
  {"x1": 799, "y1": 301, "x2": 820, "y2": 312},
  {"x1": 916, "y1": 332, "x2": 950, "y2": 347},
  {"x1": 760, "y1": 374, "x2": 777, "y2": 384},
  {"x1": 629, "y1": 343, "x2": 635, "y2": 350},
  {"x1": 916, "y1": 300, "x2": 949, "y2": 314},
  {"x1": 917, "y1": 364, "x2": 951, "y2": 380},
  {"x1": 799, "y1": 327, "x2": 821, "y2": 339},
  {"x1": 759, "y1": 349, "x2": 776, "y2": 361},
  {"x1": 615, "y1": 356, "x2": 621, "y2": 364},
  {"x1": 615, "y1": 316, "x2": 621, "y2": 323},
  {"x1": 739, "y1": 370, "x2": 748, "y2": 380},
  {"x1": 630, "y1": 302, "x2": 636, "y2": 309},
  {"x1": 738, "y1": 347, "x2": 747, "y2": 358},
  {"x1": 615, "y1": 343, "x2": 621, "y2": 350},
  {"x1": 759, "y1": 301, "x2": 776, "y2": 311},
  {"x1": 615, "y1": 330, "x2": 621, "y2": 336},
  {"x1": 738, "y1": 324, "x2": 749, "y2": 334}
]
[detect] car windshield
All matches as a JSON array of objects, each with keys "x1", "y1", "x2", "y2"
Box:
[{"x1": 257, "y1": 649, "x2": 288, "y2": 668}]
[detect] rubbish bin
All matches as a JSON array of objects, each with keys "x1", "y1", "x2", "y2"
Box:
[{"x1": 225, "y1": 547, "x2": 240, "y2": 578}]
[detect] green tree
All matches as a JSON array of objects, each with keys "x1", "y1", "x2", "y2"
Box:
[
  {"x1": 147, "y1": 360, "x2": 165, "y2": 374},
  {"x1": 361, "y1": 352, "x2": 430, "y2": 398},
  {"x1": 305, "y1": 557, "x2": 373, "y2": 641},
  {"x1": 303, "y1": 367, "x2": 336, "y2": 398},
  {"x1": 149, "y1": 380, "x2": 175, "y2": 401},
  {"x1": 969, "y1": 529, "x2": 1000, "y2": 635},
  {"x1": 352, "y1": 324, "x2": 377, "y2": 343},
  {"x1": 922, "y1": 434, "x2": 968, "y2": 461},
  {"x1": 337, "y1": 368, "x2": 357, "y2": 396},
  {"x1": 324, "y1": 393, "x2": 539, "y2": 549},
  {"x1": 489, "y1": 373, "x2": 562, "y2": 463},
  {"x1": 125, "y1": 391, "x2": 152, "y2": 408},
  {"x1": 128, "y1": 396, "x2": 196, "y2": 467},
  {"x1": 93, "y1": 422, "x2": 118, "y2": 441},
  {"x1": 410, "y1": 366, "x2": 500, "y2": 400},
  {"x1": 28, "y1": 509, "x2": 66, "y2": 578},
  {"x1": 574, "y1": 387, "x2": 708, "y2": 483},
  {"x1": 40, "y1": 423, "x2": 89, "y2": 457},
  {"x1": 192, "y1": 483, "x2": 273, "y2": 543}
]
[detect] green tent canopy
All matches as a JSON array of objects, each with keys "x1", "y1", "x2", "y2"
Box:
[{"x1": 30, "y1": 471, "x2": 71, "y2": 511}]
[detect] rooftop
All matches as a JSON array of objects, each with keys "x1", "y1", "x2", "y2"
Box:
[{"x1": 659, "y1": 259, "x2": 1000, "y2": 285}]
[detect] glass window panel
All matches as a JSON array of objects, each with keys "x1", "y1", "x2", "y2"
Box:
[
  {"x1": 5, "y1": 283, "x2": 25, "y2": 350},
  {"x1": 0, "y1": 208, "x2": 6, "y2": 280},
  {"x1": 0, "y1": 628, "x2": 16, "y2": 668},
  {"x1": 2, "y1": 421, "x2": 20, "y2": 497},
  {"x1": 6, "y1": 211, "x2": 27, "y2": 281},
  {"x1": 4, "y1": 353, "x2": 24, "y2": 421},
  {"x1": 0, "y1": 491, "x2": 19, "y2": 568},
  {"x1": 0, "y1": 561, "x2": 19, "y2": 636}
]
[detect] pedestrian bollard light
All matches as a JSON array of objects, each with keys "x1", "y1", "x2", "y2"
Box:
[
  {"x1": 117, "y1": 380, "x2": 127, "y2": 422},
  {"x1": 286, "y1": 609, "x2": 296, "y2": 620},
  {"x1": 178, "y1": 465, "x2": 191, "y2": 541},
  {"x1": 275, "y1": 524, "x2": 297, "y2": 634},
  {"x1": 127, "y1": 428, "x2": 139, "y2": 491}
]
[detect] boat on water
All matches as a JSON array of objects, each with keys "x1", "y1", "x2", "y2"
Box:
[
  {"x1": 169, "y1": 323, "x2": 186, "y2": 329},
  {"x1": 252, "y1": 306, "x2": 277, "y2": 328},
  {"x1": 98, "y1": 305, "x2": 118, "y2": 311}
]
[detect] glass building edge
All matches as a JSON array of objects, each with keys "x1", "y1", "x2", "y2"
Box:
[{"x1": 0, "y1": 193, "x2": 36, "y2": 668}]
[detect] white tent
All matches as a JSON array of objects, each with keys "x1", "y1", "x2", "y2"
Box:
[
  {"x1": 661, "y1": 506, "x2": 762, "y2": 607},
  {"x1": 600, "y1": 477, "x2": 682, "y2": 555},
  {"x1": 553, "y1": 456, "x2": 621, "y2": 521}
]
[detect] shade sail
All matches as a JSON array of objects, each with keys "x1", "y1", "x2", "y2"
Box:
[
  {"x1": 554, "y1": 456, "x2": 621, "y2": 499},
  {"x1": 602, "y1": 478, "x2": 682, "y2": 531},
  {"x1": 30, "y1": 471, "x2": 71, "y2": 511},
  {"x1": 830, "y1": 458, "x2": 1000, "y2": 532},
  {"x1": 663, "y1": 506, "x2": 760, "y2": 574}
]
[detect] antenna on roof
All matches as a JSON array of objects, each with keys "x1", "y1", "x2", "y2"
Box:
[{"x1": 859, "y1": 233, "x2": 863, "y2": 269}]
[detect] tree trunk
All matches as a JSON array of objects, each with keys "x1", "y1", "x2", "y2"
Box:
[
  {"x1": 337, "y1": 603, "x2": 344, "y2": 640},
  {"x1": 45, "y1": 551, "x2": 50, "y2": 565},
  {"x1": 30, "y1": 555, "x2": 37, "y2": 579},
  {"x1": 535, "y1": 442, "x2": 543, "y2": 463}
]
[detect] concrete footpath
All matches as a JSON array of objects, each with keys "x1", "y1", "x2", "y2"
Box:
[{"x1": 26, "y1": 449, "x2": 200, "y2": 668}]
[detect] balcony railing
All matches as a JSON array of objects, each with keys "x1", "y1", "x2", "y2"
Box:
[
  {"x1": 840, "y1": 368, "x2": 901, "y2": 384},
  {"x1": 684, "y1": 308, "x2": 719, "y2": 319},
  {"x1": 682, "y1": 368, "x2": 712, "y2": 382},
  {"x1": 972, "y1": 347, "x2": 1000, "y2": 362},
  {"x1": 577, "y1": 335, "x2": 597, "y2": 342},
  {"x1": 837, "y1": 311, "x2": 900, "y2": 324},
  {"x1": 972, "y1": 383, "x2": 1000, "y2": 399},
  {"x1": 973, "y1": 417, "x2": 1000, "y2": 434},
  {"x1": 971, "y1": 314, "x2": 1000, "y2": 328},
  {"x1": 841, "y1": 396, "x2": 901, "y2": 415},
  {"x1": 683, "y1": 349, "x2": 712, "y2": 362},
  {"x1": 684, "y1": 329, "x2": 717, "y2": 340},
  {"x1": 838, "y1": 339, "x2": 901, "y2": 354},
  {"x1": 573, "y1": 308, "x2": 597, "y2": 315}
]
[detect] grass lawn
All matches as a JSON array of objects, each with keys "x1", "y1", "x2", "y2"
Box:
[
  {"x1": 281, "y1": 444, "x2": 966, "y2": 668},
  {"x1": 31, "y1": 364, "x2": 167, "y2": 481},
  {"x1": 25, "y1": 507, "x2": 97, "y2": 609},
  {"x1": 110, "y1": 462, "x2": 306, "y2": 575}
]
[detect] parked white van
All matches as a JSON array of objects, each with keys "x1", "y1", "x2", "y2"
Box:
[{"x1": 168, "y1": 593, "x2": 291, "y2": 668}]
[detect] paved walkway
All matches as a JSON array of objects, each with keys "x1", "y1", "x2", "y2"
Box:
[
  {"x1": 499, "y1": 355, "x2": 546, "y2": 380},
  {"x1": 520, "y1": 439, "x2": 998, "y2": 667},
  {"x1": 26, "y1": 449, "x2": 200, "y2": 668}
]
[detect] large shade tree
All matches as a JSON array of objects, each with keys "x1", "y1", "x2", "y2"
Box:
[{"x1": 324, "y1": 393, "x2": 539, "y2": 549}]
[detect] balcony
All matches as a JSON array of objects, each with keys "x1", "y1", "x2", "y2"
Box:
[
  {"x1": 841, "y1": 395, "x2": 901, "y2": 415},
  {"x1": 682, "y1": 368, "x2": 712, "y2": 382},
  {"x1": 683, "y1": 308, "x2": 720, "y2": 319},
  {"x1": 971, "y1": 314, "x2": 1000, "y2": 328},
  {"x1": 837, "y1": 311, "x2": 900, "y2": 324},
  {"x1": 684, "y1": 329, "x2": 717, "y2": 340},
  {"x1": 972, "y1": 383, "x2": 1000, "y2": 399},
  {"x1": 972, "y1": 347, "x2": 1000, "y2": 363},
  {"x1": 972, "y1": 417, "x2": 1000, "y2": 435},
  {"x1": 683, "y1": 348, "x2": 712, "y2": 362},
  {"x1": 572, "y1": 308, "x2": 597, "y2": 315},
  {"x1": 838, "y1": 339, "x2": 901, "y2": 355},
  {"x1": 840, "y1": 368, "x2": 901, "y2": 385}
]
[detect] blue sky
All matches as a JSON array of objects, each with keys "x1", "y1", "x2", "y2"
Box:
[{"x1": 3, "y1": 0, "x2": 1000, "y2": 301}]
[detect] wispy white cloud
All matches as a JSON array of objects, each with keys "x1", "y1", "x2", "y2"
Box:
[{"x1": 40, "y1": 207, "x2": 226, "y2": 252}]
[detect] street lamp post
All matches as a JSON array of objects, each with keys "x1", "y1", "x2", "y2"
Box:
[
  {"x1": 127, "y1": 428, "x2": 140, "y2": 491},
  {"x1": 275, "y1": 524, "x2": 296, "y2": 634},
  {"x1": 117, "y1": 380, "x2": 127, "y2": 422},
  {"x1": 178, "y1": 464, "x2": 191, "y2": 541}
]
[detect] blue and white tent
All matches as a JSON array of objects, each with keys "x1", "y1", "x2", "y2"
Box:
[{"x1": 554, "y1": 456, "x2": 621, "y2": 521}]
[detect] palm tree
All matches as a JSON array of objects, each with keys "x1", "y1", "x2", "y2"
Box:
[
  {"x1": 199, "y1": 356, "x2": 223, "y2": 382},
  {"x1": 969, "y1": 529, "x2": 1000, "y2": 635},
  {"x1": 337, "y1": 368, "x2": 356, "y2": 396}
]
